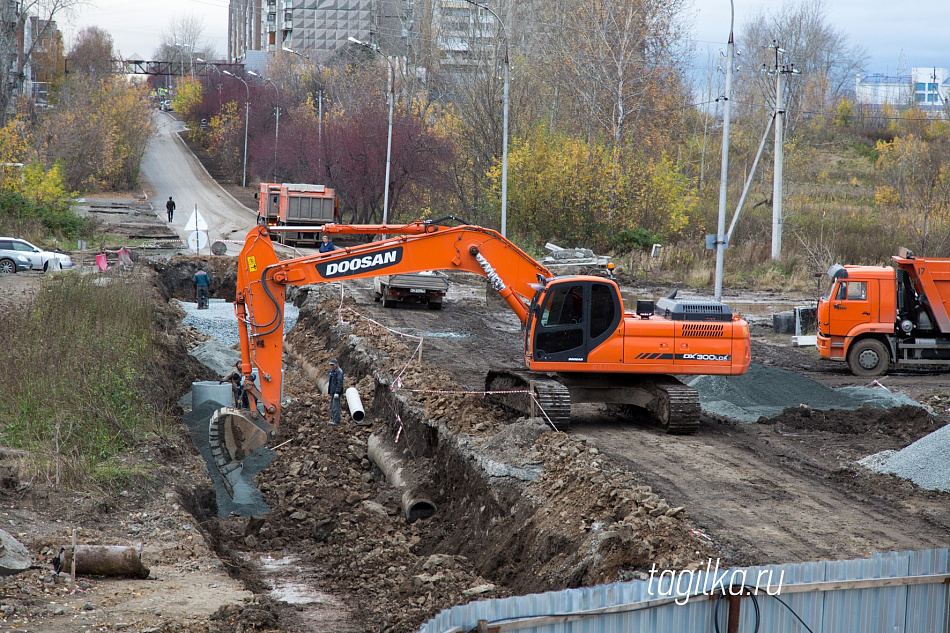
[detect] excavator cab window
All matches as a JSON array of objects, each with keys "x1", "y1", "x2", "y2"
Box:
[
  {"x1": 541, "y1": 285, "x2": 585, "y2": 326},
  {"x1": 590, "y1": 283, "x2": 616, "y2": 338},
  {"x1": 532, "y1": 281, "x2": 621, "y2": 362},
  {"x1": 536, "y1": 284, "x2": 586, "y2": 358}
]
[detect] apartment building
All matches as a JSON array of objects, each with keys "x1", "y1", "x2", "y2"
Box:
[
  {"x1": 228, "y1": 0, "x2": 504, "y2": 75},
  {"x1": 855, "y1": 67, "x2": 949, "y2": 111}
]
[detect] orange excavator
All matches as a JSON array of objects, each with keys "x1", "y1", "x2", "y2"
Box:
[{"x1": 210, "y1": 220, "x2": 750, "y2": 493}]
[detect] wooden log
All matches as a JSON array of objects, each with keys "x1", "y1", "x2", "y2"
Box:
[{"x1": 54, "y1": 544, "x2": 149, "y2": 579}]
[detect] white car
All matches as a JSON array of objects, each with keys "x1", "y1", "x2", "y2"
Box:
[{"x1": 0, "y1": 237, "x2": 74, "y2": 272}]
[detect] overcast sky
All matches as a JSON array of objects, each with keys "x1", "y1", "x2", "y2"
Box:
[
  {"x1": 63, "y1": 0, "x2": 230, "y2": 60},
  {"x1": 692, "y1": 0, "x2": 949, "y2": 75},
  {"x1": 63, "y1": 0, "x2": 946, "y2": 74}
]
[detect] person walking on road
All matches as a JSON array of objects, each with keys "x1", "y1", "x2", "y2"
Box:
[
  {"x1": 327, "y1": 358, "x2": 345, "y2": 425},
  {"x1": 166, "y1": 196, "x2": 176, "y2": 222}
]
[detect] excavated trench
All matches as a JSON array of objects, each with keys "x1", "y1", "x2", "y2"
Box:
[{"x1": 160, "y1": 262, "x2": 718, "y2": 632}]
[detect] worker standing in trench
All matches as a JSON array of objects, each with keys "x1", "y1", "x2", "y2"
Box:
[
  {"x1": 193, "y1": 266, "x2": 210, "y2": 309},
  {"x1": 328, "y1": 358, "x2": 345, "y2": 425}
]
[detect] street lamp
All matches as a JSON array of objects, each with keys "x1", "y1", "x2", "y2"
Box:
[
  {"x1": 174, "y1": 42, "x2": 191, "y2": 78},
  {"x1": 284, "y1": 46, "x2": 324, "y2": 147},
  {"x1": 464, "y1": 0, "x2": 509, "y2": 238},
  {"x1": 223, "y1": 69, "x2": 250, "y2": 188},
  {"x1": 349, "y1": 36, "x2": 395, "y2": 225},
  {"x1": 196, "y1": 58, "x2": 222, "y2": 107},
  {"x1": 249, "y1": 70, "x2": 280, "y2": 183}
]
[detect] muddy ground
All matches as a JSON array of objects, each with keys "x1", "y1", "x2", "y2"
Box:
[{"x1": 1, "y1": 196, "x2": 949, "y2": 632}]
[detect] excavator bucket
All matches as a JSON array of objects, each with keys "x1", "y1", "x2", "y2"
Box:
[{"x1": 208, "y1": 408, "x2": 277, "y2": 496}]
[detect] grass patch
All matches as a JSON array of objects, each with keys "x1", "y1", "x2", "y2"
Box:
[{"x1": 0, "y1": 273, "x2": 177, "y2": 489}]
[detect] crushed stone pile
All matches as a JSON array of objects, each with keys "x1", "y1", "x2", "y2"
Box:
[
  {"x1": 688, "y1": 364, "x2": 921, "y2": 423},
  {"x1": 859, "y1": 422, "x2": 950, "y2": 491},
  {"x1": 179, "y1": 298, "x2": 298, "y2": 350}
]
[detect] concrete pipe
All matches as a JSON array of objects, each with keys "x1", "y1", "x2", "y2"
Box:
[
  {"x1": 283, "y1": 340, "x2": 328, "y2": 394},
  {"x1": 367, "y1": 433, "x2": 436, "y2": 524},
  {"x1": 54, "y1": 544, "x2": 149, "y2": 579},
  {"x1": 345, "y1": 387, "x2": 365, "y2": 423},
  {"x1": 192, "y1": 381, "x2": 234, "y2": 409}
]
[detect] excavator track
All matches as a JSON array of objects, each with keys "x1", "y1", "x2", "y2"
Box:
[
  {"x1": 639, "y1": 376, "x2": 701, "y2": 434},
  {"x1": 485, "y1": 369, "x2": 572, "y2": 430}
]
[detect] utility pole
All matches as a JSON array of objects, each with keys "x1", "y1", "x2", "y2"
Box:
[
  {"x1": 765, "y1": 40, "x2": 798, "y2": 261},
  {"x1": 713, "y1": 0, "x2": 735, "y2": 302}
]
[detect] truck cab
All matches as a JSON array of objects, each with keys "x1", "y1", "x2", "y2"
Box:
[
  {"x1": 817, "y1": 254, "x2": 950, "y2": 376},
  {"x1": 817, "y1": 265, "x2": 896, "y2": 374}
]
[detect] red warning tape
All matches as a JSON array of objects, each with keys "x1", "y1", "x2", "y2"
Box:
[{"x1": 330, "y1": 284, "x2": 561, "y2": 433}]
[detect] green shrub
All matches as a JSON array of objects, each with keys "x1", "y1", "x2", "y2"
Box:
[
  {"x1": 610, "y1": 227, "x2": 665, "y2": 253},
  {"x1": 0, "y1": 274, "x2": 176, "y2": 488},
  {"x1": 0, "y1": 190, "x2": 90, "y2": 238}
]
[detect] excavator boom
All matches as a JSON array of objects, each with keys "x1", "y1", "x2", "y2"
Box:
[{"x1": 212, "y1": 221, "x2": 750, "y2": 494}]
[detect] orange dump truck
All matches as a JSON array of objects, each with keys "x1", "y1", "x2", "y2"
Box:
[
  {"x1": 257, "y1": 183, "x2": 339, "y2": 246},
  {"x1": 817, "y1": 250, "x2": 950, "y2": 376}
]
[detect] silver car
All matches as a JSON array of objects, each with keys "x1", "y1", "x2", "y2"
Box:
[
  {"x1": 0, "y1": 237, "x2": 74, "y2": 272},
  {"x1": 0, "y1": 244, "x2": 32, "y2": 274}
]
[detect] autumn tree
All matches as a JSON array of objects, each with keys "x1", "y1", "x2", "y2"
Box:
[
  {"x1": 733, "y1": 0, "x2": 867, "y2": 135},
  {"x1": 155, "y1": 14, "x2": 217, "y2": 78},
  {"x1": 0, "y1": 0, "x2": 87, "y2": 121},
  {"x1": 875, "y1": 135, "x2": 950, "y2": 256},
  {"x1": 207, "y1": 101, "x2": 245, "y2": 183},
  {"x1": 32, "y1": 27, "x2": 64, "y2": 89},
  {"x1": 494, "y1": 126, "x2": 696, "y2": 250},
  {"x1": 36, "y1": 76, "x2": 154, "y2": 190},
  {"x1": 541, "y1": 0, "x2": 690, "y2": 149},
  {"x1": 320, "y1": 100, "x2": 454, "y2": 224},
  {"x1": 68, "y1": 26, "x2": 115, "y2": 79}
]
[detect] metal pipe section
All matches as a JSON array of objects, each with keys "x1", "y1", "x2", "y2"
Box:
[
  {"x1": 345, "y1": 387, "x2": 365, "y2": 423},
  {"x1": 54, "y1": 545, "x2": 150, "y2": 579},
  {"x1": 367, "y1": 433, "x2": 437, "y2": 524}
]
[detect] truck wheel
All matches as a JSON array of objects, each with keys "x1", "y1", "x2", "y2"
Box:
[
  {"x1": 373, "y1": 291, "x2": 382, "y2": 302},
  {"x1": 848, "y1": 339, "x2": 889, "y2": 377},
  {"x1": 382, "y1": 297, "x2": 395, "y2": 308}
]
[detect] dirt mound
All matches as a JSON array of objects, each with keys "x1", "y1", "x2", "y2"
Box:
[
  {"x1": 759, "y1": 404, "x2": 938, "y2": 442},
  {"x1": 214, "y1": 287, "x2": 719, "y2": 631},
  {"x1": 151, "y1": 255, "x2": 237, "y2": 303}
]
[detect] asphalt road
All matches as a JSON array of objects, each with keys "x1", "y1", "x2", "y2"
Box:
[{"x1": 139, "y1": 111, "x2": 257, "y2": 252}]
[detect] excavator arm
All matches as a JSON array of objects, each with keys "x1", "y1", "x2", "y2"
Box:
[{"x1": 211, "y1": 221, "x2": 552, "y2": 493}]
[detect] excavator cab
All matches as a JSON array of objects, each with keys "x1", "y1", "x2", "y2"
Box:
[{"x1": 525, "y1": 278, "x2": 623, "y2": 364}]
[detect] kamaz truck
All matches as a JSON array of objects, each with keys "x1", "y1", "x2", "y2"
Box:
[
  {"x1": 257, "y1": 183, "x2": 339, "y2": 246},
  {"x1": 817, "y1": 248, "x2": 950, "y2": 376}
]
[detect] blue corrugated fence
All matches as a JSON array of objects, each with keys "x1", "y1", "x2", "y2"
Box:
[{"x1": 420, "y1": 548, "x2": 950, "y2": 633}]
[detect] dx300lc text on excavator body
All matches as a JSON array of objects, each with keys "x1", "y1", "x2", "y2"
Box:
[{"x1": 209, "y1": 220, "x2": 751, "y2": 496}]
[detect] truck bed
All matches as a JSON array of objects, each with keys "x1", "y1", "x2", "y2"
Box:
[{"x1": 374, "y1": 272, "x2": 449, "y2": 309}]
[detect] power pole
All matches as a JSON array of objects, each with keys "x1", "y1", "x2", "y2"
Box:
[
  {"x1": 713, "y1": 1, "x2": 735, "y2": 302},
  {"x1": 765, "y1": 40, "x2": 799, "y2": 261}
]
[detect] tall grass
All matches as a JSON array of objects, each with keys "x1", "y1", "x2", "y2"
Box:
[{"x1": 0, "y1": 273, "x2": 176, "y2": 489}]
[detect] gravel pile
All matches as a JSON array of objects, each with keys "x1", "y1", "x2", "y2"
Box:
[
  {"x1": 859, "y1": 423, "x2": 950, "y2": 491},
  {"x1": 688, "y1": 364, "x2": 920, "y2": 423},
  {"x1": 178, "y1": 298, "x2": 299, "y2": 349}
]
